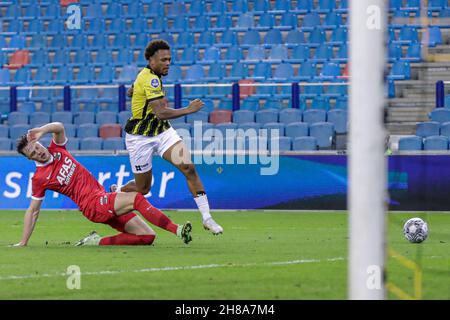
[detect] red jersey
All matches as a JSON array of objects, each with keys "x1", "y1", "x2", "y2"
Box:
[{"x1": 31, "y1": 139, "x2": 105, "y2": 213}]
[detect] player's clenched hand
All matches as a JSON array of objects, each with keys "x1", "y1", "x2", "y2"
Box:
[
  {"x1": 27, "y1": 128, "x2": 44, "y2": 142},
  {"x1": 187, "y1": 99, "x2": 204, "y2": 113}
]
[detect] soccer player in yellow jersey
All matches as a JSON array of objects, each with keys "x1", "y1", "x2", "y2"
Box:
[{"x1": 114, "y1": 40, "x2": 223, "y2": 235}]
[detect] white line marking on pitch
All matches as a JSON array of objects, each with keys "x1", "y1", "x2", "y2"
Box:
[{"x1": 0, "y1": 257, "x2": 345, "y2": 281}]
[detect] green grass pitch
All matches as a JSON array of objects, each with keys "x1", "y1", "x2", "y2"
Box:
[{"x1": 0, "y1": 210, "x2": 448, "y2": 299}]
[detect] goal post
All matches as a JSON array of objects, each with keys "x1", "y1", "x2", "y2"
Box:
[{"x1": 348, "y1": 0, "x2": 388, "y2": 300}]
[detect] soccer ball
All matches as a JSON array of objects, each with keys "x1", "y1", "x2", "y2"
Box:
[{"x1": 403, "y1": 218, "x2": 428, "y2": 243}]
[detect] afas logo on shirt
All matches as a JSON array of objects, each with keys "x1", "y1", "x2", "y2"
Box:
[
  {"x1": 150, "y1": 78, "x2": 159, "y2": 88},
  {"x1": 57, "y1": 156, "x2": 77, "y2": 186}
]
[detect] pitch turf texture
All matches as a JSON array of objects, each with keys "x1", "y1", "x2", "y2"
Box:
[{"x1": 0, "y1": 210, "x2": 448, "y2": 299}]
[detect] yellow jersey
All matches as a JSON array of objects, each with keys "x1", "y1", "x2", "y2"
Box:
[{"x1": 124, "y1": 66, "x2": 171, "y2": 137}]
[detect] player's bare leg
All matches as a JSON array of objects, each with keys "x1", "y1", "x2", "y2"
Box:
[
  {"x1": 163, "y1": 141, "x2": 223, "y2": 235},
  {"x1": 114, "y1": 170, "x2": 152, "y2": 194},
  {"x1": 115, "y1": 191, "x2": 192, "y2": 244}
]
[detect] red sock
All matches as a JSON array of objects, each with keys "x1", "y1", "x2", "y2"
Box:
[
  {"x1": 134, "y1": 193, "x2": 178, "y2": 235},
  {"x1": 99, "y1": 233, "x2": 155, "y2": 246}
]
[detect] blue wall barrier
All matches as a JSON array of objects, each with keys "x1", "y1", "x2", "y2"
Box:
[{"x1": 0, "y1": 154, "x2": 448, "y2": 211}]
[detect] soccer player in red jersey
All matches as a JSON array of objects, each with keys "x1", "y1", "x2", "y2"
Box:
[{"x1": 12, "y1": 122, "x2": 192, "y2": 247}]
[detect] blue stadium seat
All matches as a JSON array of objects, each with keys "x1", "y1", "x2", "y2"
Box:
[
  {"x1": 428, "y1": 0, "x2": 446, "y2": 11},
  {"x1": 428, "y1": 26, "x2": 443, "y2": 47},
  {"x1": 253, "y1": 0, "x2": 270, "y2": 13},
  {"x1": 310, "y1": 122, "x2": 334, "y2": 149},
  {"x1": 334, "y1": 44, "x2": 348, "y2": 62},
  {"x1": 322, "y1": 12, "x2": 342, "y2": 29},
  {"x1": 228, "y1": 0, "x2": 249, "y2": 15},
  {"x1": 279, "y1": 109, "x2": 302, "y2": 124},
  {"x1": 96, "y1": 111, "x2": 117, "y2": 126},
  {"x1": 285, "y1": 122, "x2": 309, "y2": 138},
  {"x1": 9, "y1": 124, "x2": 30, "y2": 140},
  {"x1": 63, "y1": 124, "x2": 76, "y2": 138},
  {"x1": 0, "y1": 69, "x2": 11, "y2": 86},
  {"x1": 167, "y1": 2, "x2": 187, "y2": 17},
  {"x1": 330, "y1": 27, "x2": 348, "y2": 44},
  {"x1": 238, "y1": 122, "x2": 262, "y2": 132},
  {"x1": 270, "y1": 0, "x2": 292, "y2": 13},
  {"x1": 232, "y1": 13, "x2": 254, "y2": 31},
  {"x1": 233, "y1": 110, "x2": 255, "y2": 124},
  {"x1": 416, "y1": 121, "x2": 440, "y2": 137},
  {"x1": 218, "y1": 30, "x2": 238, "y2": 48},
  {"x1": 103, "y1": 137, "x2": 125, "y2": 150},
  {"x1": 327, "y1": 109, "x2": 348, "y2": 134},
  {"x1": 398, "y1": 26, "x2": 419, "y2": 43},
  {"x1": 220, "y1": 46, "x2": 243, "y2": 64},
  {"x1": 277, "y1": 13, "x2": 299, "y2": 31},
  {"x1": 8, "y1": 112, "x2": 28, "y2": 126},
  {"x1": 80, "y1": 137, "x2": 102, "y2": 150},
  {"x1": 0, "y1": 125, "x2": 9, "y2": 138},
  {"x1": 267, "y1": 45, "x2": 288, "y2": 62},
  {"x1": 405, "y1": 42, "x2": 422, "y2": 62},
  {"x1": 423, "y1": 135, "x2": 448, "y2": 150},
  {"x1": 246, "y1": 46, "x2": 266, "y2": 62},
  {"x1": 319, "y1": 62, "x2": 341, "y2": 80},
  {"x1": 285, "y1": 30, "x2": 306, "y2": 47},
  {"x1": 311, "y1": 96, "x2": 330, "y2": 111},
  {"x1": 251, "y1": 62, "x2": 272, "y2": 80},
  {"x1": 303, "y1": 109, "x2": 327, "y2": 124},
  {"x1": 264, "y1": 29, "x2": 283, "y2": 47},
  {"x1": 191, "y1": 15, "x2": 210, "y2": 32},
  {"x1": 297, "y1": 61, "x2": 317, "y2": 81},
  {"x1": 168, "y1": 16, "x2": 188, "y2": 33},
  {"x1": 73, "y1": 112, "x2": 95, "y2": 125},
  {"x1": 256, "y1": 109, "x2": 278, "y2": 124},
  {"x1": 272, "y1": 63, "x2": 294, "y2": 81},
  {"x1": 302, "y1": 83, "x2": 323, "y2": 98},
  {"x1": 12, "y1": 68, "x2": 31, "y2": 85},
  {"x1": 308, "y1": 29, "x2": 327, "y2": 47},
  {"x1": 0, "y1": 138, "x2": 12, "y2": 150},
  {"x1": 210, "y1": 14, "x2": 232, "y2": 30},
  {"x1": 287, "y1": 45, "x2": 310, "y2": 63},
  {"x1": 65, "y1": 138, "x2": 80, "y2": 151},
  {"x1": 29, "y1": 112, "x2": 51, "y2": 127},
  {"x1": 312, "y1": 44, "x2": 334, "y2": 62},
  {"x1": 398, "y1": 136, "x2": 423, "y2": 150},
  {"x1": 225, "y1": 62, "x2": 249, "y2": 81},
  {"x1": 118, "y1": 111, "x2": 131, "y2": 127},
  {"x1": 301, "y1": 13, "x2": 321, "y2": 31},
  {"x1": 116, "y1": 65, "x2": 139, "y2": 84},
  {"x1": 292, "y1": 136, "x2": 317, "y2": 150},
  {"x1": 184, "y1": 65, "x2": 205, "y2": 83},
  {"x1": 388, "y1": 60, "x2": 411, "y2": 80},
  {"x1": 255, "y1": 13, "x2": 275, "y2": 31},
  {"x1": 388, "y1": 43, "x2": 403, "y2": 62},
  {"x1": 186, "y1": 111, "x2": 209, "y2": 124},
  {"x1": 143, "y1": 0, "x2": 164, "y2": 17},
  {"x1": 205, "y1": 63, "x2": 226, "y2": 82},
  {"x1": 200, "y1": 46, "x2": 221, "y2": 65},
  {"x1": 440, "y1": 122, "x2": 450, "y2": 140},
  {"x1": 315, "y1": 0, "x2": 337, "y2": 13},
  {"x1": 294, "y1": 0, "x2": 314, "y2": 13},
  {"x1": 269, "y1": 136, "x2": 292, "y2": 151},
  {"x1": 195, "y1": 31, "x2": 215, "y2": 49},
  {"x1": 215, "y1": 123, "x2": 238, "y2": 136},
  {"x1": 324, "y1": 83, "x2": 347, "y2": 97},
  {"x1": 263, "y1": 122, "x2": 285, "y2": 137},
  {"x1": 240, "y1": 97, "x2": 260, "y2": 111},
  {"x1": 429, "y1": 108, "x2": 450, "y2": 124},
  {"x1": 241, "y1": 30, "x2": 261, "y2": 47},
  {"x1": 77, "y1": 124, "x2": 99, "y2": 139}
]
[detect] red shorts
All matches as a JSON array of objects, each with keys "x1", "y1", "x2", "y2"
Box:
[{"x1": 82, "y1": 192, "x2": 137, "y2": 233}]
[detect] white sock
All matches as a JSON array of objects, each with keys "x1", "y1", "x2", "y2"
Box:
[{"x1": 194, "y1": 194, "x2": 212, "y2": 222}]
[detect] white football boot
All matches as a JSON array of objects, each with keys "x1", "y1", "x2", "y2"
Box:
[
  {"x1": 203, "y1": 218, "x2": 223, "y2": 235},
  {"x1": 74, "y1": 231, "x2": 101, "y2": 246}
]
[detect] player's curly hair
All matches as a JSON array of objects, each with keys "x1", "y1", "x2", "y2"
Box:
[
  {"x1": 16, "y1": 134, "x2": 29, "y2": 156},
  {"x1": 144, "y1": 39, "x2": 170, "y2": 60}
]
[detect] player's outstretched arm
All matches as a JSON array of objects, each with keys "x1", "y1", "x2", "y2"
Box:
[
  {"x1": 13, "y1": 199, "x2": 42, "y2": 247},
  {"x1": 152, "y1": 98, "x2": 204, "y2": 120},
  {"x1": 28, "y1": 122, "x2": 66, "y2": 145}
]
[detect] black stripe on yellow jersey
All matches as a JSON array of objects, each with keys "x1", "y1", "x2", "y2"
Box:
[{"x1": 124, "y1": 66, "x2": 171, "y2": 137}]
